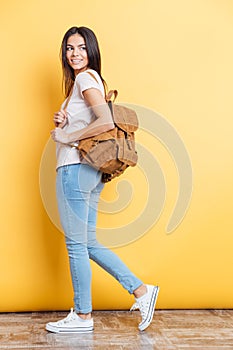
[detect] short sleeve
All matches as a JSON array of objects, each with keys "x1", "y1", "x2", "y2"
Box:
[{"x1": 75, "y1": 70, "x2": 104, "y2": 98}]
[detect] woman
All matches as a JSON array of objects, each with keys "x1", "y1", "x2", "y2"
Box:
[{"x1": 46, "y1": 26, "x2": 159, "y2": 333}]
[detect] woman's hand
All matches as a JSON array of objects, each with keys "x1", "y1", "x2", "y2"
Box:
[
  {"x1": 50, "y1": 128, "x2": 71, "y2": 144},
  {"x1": 53, "y1": 109, "x2": 68, "y2": 128}
]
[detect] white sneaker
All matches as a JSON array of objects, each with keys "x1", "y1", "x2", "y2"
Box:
[
  {"x1": 45, "y1": 308, "x2": 94, "y2": 333},
  {"x1": 130, "y1": 285, "x2": 159, "y2": 331}
]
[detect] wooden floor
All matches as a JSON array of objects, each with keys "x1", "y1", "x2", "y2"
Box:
[{"x1": 0, "y1": 310, "x2": 232, "y2": 349}]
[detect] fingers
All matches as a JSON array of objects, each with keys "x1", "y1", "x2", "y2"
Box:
[
  {"x1": 50, "y1": 128, "x2": 60, "y2": 142},
  {"x1": 54, "y1": 112, "x2": 64, "y2": 123},
  {"x1": 50, "y1": 127, "x2": 68, "y2": 144},
  {"x1": 53, "y1": 110, "x2": 67, "y2": 125},
  {"x1": 50, "y1": 128, "x2": 56, "y2": 141}
]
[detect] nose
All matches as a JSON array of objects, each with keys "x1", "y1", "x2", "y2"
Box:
[{"x1": 72, "y1": 47, "x2": 80, "y2": 56}]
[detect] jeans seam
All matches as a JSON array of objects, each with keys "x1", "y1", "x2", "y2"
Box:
[{"x1": 62, "y1": 167, "x2": 82, "y2": 311}]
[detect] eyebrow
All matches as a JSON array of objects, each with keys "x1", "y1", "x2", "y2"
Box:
[{"x1": 66, "y1": 43, "x2": 86, "y2": 47}]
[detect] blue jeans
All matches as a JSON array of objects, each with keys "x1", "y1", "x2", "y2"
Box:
[{"x1": 56, "y1": 164, "x2": 142, "y2": 313}]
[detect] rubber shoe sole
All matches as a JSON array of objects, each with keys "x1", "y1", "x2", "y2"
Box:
[
  {"x1": 139, "y1": 286, "x2": 160, "y2": 331},
  {"x1": 46, "y1": 323, "x2": 94, "y2": 334}
]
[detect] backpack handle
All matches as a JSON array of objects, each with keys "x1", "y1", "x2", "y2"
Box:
[{"x1": 106, "y1": 90, "x2": 118, "y2": 103}]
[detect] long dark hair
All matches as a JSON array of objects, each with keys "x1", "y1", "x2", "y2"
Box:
[{"x1": 60, "y1": 26, "x2": 107, "y2": 97}]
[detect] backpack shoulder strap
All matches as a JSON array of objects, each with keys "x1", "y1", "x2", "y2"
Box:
[
  {"x1": 63, "y1": 89, "x2": 73, "y2": 110},
  {"x1": 86, "y1": 71, "x2": 118, "y2": 103},
  {"x1": 86, "y1": 70, "x2": 99, "y2": 84}
]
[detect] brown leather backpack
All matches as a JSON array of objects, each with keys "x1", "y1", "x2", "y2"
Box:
[{"x1": 77, "y1": 83, "x2": 139, "y2": 182}]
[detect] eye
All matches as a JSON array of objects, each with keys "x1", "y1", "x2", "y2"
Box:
[
  {"x1": 66, "y1": 46, "x2": 73, "y2": 51},
  {"x1": 80, "y1": 46, "x2": 86, "y2": 51}
]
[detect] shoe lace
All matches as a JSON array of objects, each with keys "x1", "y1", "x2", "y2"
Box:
[
  {"x1": 57, "y1": 308, "x2": 76, "y2": 325},
  {"x1": 130, "y1": 302, "x2": 139, "y2": 311},
  {"x1": 130, "y1": 300, "x2": 148, "y2": 320}
]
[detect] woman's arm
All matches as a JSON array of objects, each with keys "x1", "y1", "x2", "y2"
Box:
[{"x1": 51, "y1": 88, "x2": 114, "y2": 144}]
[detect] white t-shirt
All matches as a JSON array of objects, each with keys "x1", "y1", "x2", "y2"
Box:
[{"x1": 56, "y1": 69, "x2": 105, "y2": 169}]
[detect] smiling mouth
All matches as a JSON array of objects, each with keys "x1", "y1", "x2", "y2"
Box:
[{"x1": 71, "y1": 59, "x2": 83, "y2": 64}]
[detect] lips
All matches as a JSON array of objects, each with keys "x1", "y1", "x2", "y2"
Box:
[{"x1": 71, "y1": 59, "x2": 82, "y2": 64}]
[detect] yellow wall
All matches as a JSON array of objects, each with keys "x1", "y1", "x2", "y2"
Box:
[{"x1": 0, "y1": 0, "x2": 233, "y2": 311}]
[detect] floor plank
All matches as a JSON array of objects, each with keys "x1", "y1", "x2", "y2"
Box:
[{"x1": 0, "y1": 310, "x2": 232, "y2": 349}]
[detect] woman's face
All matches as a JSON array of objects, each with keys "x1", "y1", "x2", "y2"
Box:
[{"x1": 66, "y1": 34, "x2": 89, "y2": 75}]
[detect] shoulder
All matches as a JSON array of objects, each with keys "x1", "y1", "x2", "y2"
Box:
[
  {"x1": 75, "y1": 69, "x2": 104, "y2": 97},
  {"x1": 76, "y1": 69, "x2": 101, "y2": 84}
]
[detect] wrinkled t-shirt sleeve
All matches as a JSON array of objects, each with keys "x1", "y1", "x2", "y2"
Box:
[{"x1": 76, "y1": 71, "x2": 103, "y2": 98}]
